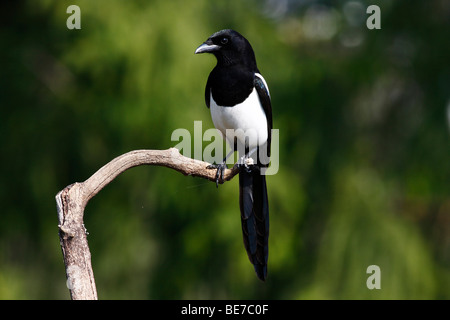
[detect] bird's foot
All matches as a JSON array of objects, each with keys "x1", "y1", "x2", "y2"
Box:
[
  {"x1": 207, "y1": 162, "x2": 228, "y2": 188},
  {"x1": 236, "y1": 156, "x2": 259, "y2": 173}
]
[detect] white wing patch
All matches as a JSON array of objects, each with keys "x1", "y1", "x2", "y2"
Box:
[{"x1": 255, "y1": 73, "x2": 270, "y2": 98}]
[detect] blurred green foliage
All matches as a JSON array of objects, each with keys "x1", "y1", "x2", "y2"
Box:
[{"x1": 0, "y1": 0, "x2": 449, "y2": 299}]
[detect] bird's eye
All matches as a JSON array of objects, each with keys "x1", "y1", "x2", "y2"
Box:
[{"x1": 220, "y1": 37, "x2": 229, "y2": 45}]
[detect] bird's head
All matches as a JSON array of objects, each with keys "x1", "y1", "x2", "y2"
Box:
[{"x1": 195, "y1": 29, "x2": 257, "y2": 69}]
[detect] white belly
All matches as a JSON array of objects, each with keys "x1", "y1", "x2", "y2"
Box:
[{"x1": 210, "y1": 88, "x2": 268, "y2": 154}]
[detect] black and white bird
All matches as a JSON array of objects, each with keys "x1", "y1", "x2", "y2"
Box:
[{"x1": 195, "y1": 29, "x2": 272, "y2": 281}]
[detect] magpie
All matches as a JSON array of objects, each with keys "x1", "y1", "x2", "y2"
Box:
[{"x1": 195, "y1": 29, "x2": 272, "y2": 281}]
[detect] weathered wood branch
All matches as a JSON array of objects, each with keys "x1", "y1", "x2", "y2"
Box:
[{"x1": 56, "y1": 147, "x2": 239, "y2": 300}]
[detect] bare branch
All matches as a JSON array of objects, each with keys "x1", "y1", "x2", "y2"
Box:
[{"x1": 56, "y1": 147, "x2": 239, "y2": 300}]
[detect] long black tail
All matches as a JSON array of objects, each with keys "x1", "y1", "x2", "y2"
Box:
[{"x1": 239, "y1": 169, "x2": 269, "y2": 281}]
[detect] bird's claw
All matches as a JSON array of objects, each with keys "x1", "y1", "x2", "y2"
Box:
[{"x1": 207, "y1": 162, "x2": 228, "y2": 188}]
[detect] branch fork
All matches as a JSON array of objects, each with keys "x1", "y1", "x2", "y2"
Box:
[{"x1": 56, "y1": 148, "x2": 239, "y2": 300}]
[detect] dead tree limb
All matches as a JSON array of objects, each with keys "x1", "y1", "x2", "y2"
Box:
[{"x1": 55, "y1": 147, "x2": 239, "y2": 300}]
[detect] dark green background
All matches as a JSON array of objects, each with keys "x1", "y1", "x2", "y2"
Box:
[{"x1": 1, "y1": 0, "x2": 449, "y2": 299}]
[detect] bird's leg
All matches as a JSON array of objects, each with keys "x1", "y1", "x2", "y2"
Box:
[{"x1": 207, "y1": 149, "x2": 234, "y2": 187}]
